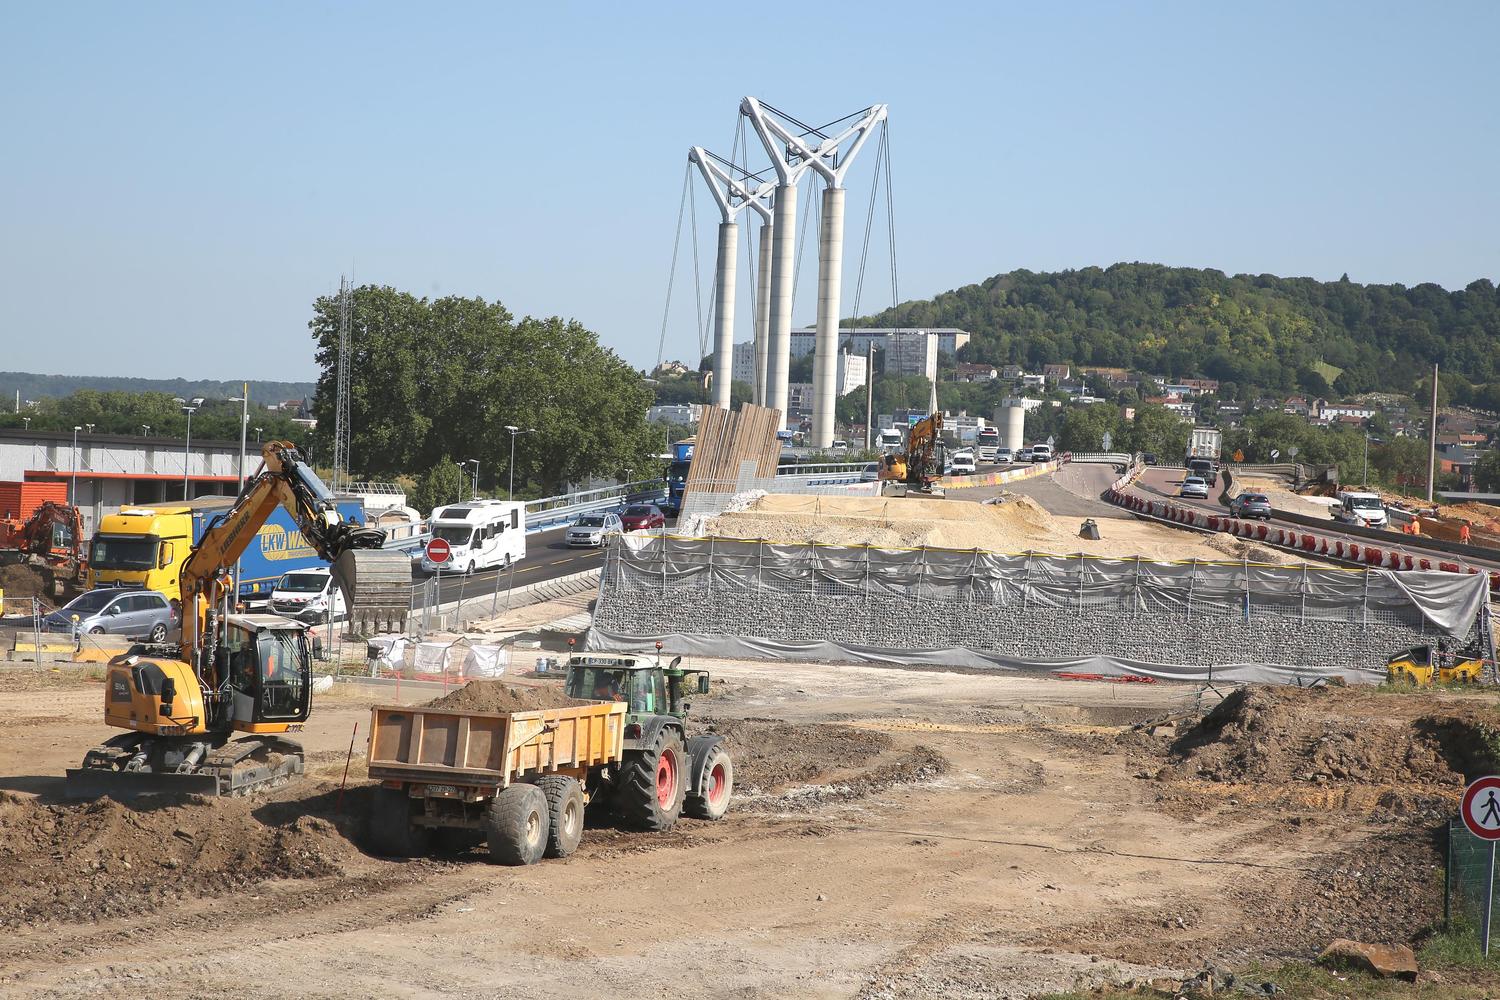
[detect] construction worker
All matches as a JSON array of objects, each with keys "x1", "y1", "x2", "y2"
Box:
[
  {"x1": 1460, "y1": 522, "x2": 1472, "y2": 545},
  {"x1": 1410, "y1": 519, "x2": 1422, "y2": 537}
]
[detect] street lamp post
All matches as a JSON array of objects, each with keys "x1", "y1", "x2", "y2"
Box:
[
  {"x1": 141, "y1": 424, "x2": 150, "y2": 437},
  {"x1": 466, "y1": 459, "x2": 480, "y2": 498},
  {"x1": 254, "y1": 426, "x2": 263, "y2": 444},
  {"x1": 230, "y1": 389, "x2": 250, "y2": 491},
  {"x1": 181, "y1": 405, "x2": 197, "y2": 500},
  {"x1": 504, "y1": 426, "x2": 535, "y2": 501},
  {"x1": 1363, "y1": 433, "x2": 1369, "y2": 488},
  {"x1": 455, "y1": 463, "x2": 466, "y2": 504},
  {"x1": 70, "y1": 426, "x2": 81, "y2": 505}
]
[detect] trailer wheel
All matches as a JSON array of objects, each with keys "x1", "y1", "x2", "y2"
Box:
[
  {"x1": 614, "y1": 729, "x2": 686, "y2": 832},
  {"x1": 537, "y1": 775, "x2": 584, "y2": 858},
  {"x1": 685, "y1": 746, "x2": 733, "y2": 821},
  {"x1": 484, "y1": 783, "x2": 550, "y2": 865},
  {"x1": 368, "y1": 787, "x2": 431, "y2": 857}
]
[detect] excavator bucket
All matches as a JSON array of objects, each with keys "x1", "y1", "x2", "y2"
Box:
[{"x1": 332, "y1": 549, "x2": 412, "y2": 635}]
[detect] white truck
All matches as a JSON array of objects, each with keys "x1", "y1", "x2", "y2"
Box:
[
  {"x1": 1332, "y1": 491, "x2": 1388, "y2": 529},
  {"x1": 1185, "y1": 427, "x2": 1222, "y2": 486},
  {"x1": 877, "y1": 427, "x2": 904, "y2": 452}
]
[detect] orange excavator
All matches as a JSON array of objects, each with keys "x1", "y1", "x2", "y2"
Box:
[
  {"x1": 879, "y1": 413, "x2": 946, "y2": 498},
  {"x1": 0, "y1": 501, "x2": 87, "y2": 597}
]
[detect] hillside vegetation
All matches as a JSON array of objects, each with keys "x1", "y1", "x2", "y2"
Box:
[
  {"x1": 858, "y1": 263, "x2": 1500, "y2": 403},
  {"x1": 0, "y1": 371, "x2": 315, "y2": 405}
]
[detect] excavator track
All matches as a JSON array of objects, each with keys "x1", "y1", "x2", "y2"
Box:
[{"x1": 65, "y1": 735, "x2": 305, "y2": 800}]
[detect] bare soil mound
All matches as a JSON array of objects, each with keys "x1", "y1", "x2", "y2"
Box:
[
  {"x1": 424, "y1": 680, "x2": 584, "y2": 713},
  {"x1": 1161, "y1": 685, "x2": 1500, "y2": 789},
  {"x1": 699, "y1": 717, "x2": 894, "y2": 792},
  {"x1": 0, "y1": 563, "x2": 47, "y2": 601},
  {"x1": 0, "y1": 789, "x2": 353, "y2": 929}
]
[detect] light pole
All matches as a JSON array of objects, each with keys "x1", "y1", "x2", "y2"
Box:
[
  {"x1": 230, "y1": 389, "x2": 250, "y2": 491},
  {"x1": 141, "y1": 424, "x2": 150, "y2": 437},
  {"x1": 254, "y1": 426, "x2": 263, "y2": 444},
  {"x1": 70, "y1": 426, "x2": 81, "y2": 505},
  {"x1": 455, "y1": 463, "x2": 466, "y2": 503},
  {"x1": 181, "y1": 405, "x2": 197, "y2": 500},
  {"x1": 22, "y1": 417, "x2": 30, "y2": 431},
  {"x1": 504, "y1": 426, "x2": 535, "y2": 501},
  {"x1": 1363, "y1": 432, "x2": 1370, "y2": 488},
  {"x1": 466, "y1": 459, "x2": 480, "y2": 497}
]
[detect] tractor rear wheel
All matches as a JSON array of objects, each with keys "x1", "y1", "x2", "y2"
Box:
[
  {"x1": 614, "y1": 729, "x2": 686, "y2": 832},
  {"x1": 484, "y1": 783, "x2": 550, "y2": 866},
  {"x1": 685, "y1": 745, "x2": 733, "y2": 821},
  {"x1": 369, "y1": 787, "x2": 431, "y2": 857},
  {"x1": 537, "y1": 775, "x2": 585, "y2": 858}
]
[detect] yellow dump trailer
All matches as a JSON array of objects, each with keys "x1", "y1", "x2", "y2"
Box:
[{"x1": 366, "y1": 700, "x2": 626, "y2": 865}]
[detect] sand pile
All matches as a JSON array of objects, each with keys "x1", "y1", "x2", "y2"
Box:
[
  {"x1": 0, "y1": 564, "x2": 47, "y2": 601},
  {"x1": 1443, "y1": 501, "x2": 1500, "y2": 533},
  {"x1": 0, "y1": 790, "x2": 353, "y2": 928},
  {"x1": 425, "y1": 680, "x2": 585, "y2": 713},
  {"x1": 705, "y1": 493, "x2": 1307, "y2": 564},
  {"x1": 699, "y1": 718, "x2": 893, "y2": 792}
]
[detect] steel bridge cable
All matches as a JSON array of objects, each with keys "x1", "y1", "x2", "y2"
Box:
[
  {"x1": 883, "y1": 121, "x2": 899, "y2": 308},
  {"x1": 792, "y1": 172, "x2": 818, "y2": 307},
  {"x1": 688, "y1": 169, "x2": 707, "y2": 363},
  {"x1": 655, "y1": 162, "x2": 692, "y2": 371},
  {"x1": 851, "y1": 123, "x2": 886, "y2": 321}
]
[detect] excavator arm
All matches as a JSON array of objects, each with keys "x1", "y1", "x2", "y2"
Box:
[{"x1": 181, "y1": 441, "x2": 408, "y2": 662}]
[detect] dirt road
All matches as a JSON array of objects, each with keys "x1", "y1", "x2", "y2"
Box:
[{"x1": 0, "y1": 661, "x2": 1482, "y2": 999}]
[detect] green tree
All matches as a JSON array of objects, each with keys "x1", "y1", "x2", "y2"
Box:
[
  {"x1": 1126, "y1": 405, "x2": 1190, "y2": 458},
  {"x1": 409, "y1": 456, "x2": 467, "y2": 514},
  {"x1": 307, "y1": 286, "x2": 656, "y2": 500}
]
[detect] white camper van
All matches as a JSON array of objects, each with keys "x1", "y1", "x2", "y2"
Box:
[{"x1": 422, "y1": 499, "x2": 527, "y2": 575}]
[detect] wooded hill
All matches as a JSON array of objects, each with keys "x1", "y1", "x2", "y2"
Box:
[{"x1": 856, "y1": 263, "x2": 1500, "y2": 405}]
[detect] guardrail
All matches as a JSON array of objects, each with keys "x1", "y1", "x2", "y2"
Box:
[
  {"x1": 1068, "y1": 452, "x2": 1132, "y2": 465},
  {"x1": 522, "y1": 479, "x2": 666, "y2": 533}
]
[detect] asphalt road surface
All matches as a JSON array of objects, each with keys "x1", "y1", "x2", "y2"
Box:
[
  {"x1": 410, "y1": 525, "x2": 607, "y2": 609},
  {"x1": 952, "y1": 462, "x2": 1129, "y2": 519}
]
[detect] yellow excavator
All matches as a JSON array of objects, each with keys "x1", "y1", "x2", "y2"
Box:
[
  {"x1": 879, "y1": 413, "x2": 946, "y2": 497},
  {"x1": 65, "y1": 442, "x2": 411, "y2": 798}
]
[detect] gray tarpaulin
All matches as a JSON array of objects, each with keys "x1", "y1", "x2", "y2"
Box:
[
  {"x1": 1385, "y1": 569, "x2": 1491, "y2": 637},
  {"x1": 584, "y1": 627, "x2": 1376, "y2": 685}
]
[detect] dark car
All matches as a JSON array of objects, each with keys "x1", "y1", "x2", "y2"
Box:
[
  {"x1": 1229, "y1": 492, "x2": 1273, "y2": 520},
  {"x1": 1142, "y1": 453, "x2": 1158, "y2": 466},
  {"x1": 620, "y1": 504, "x2": 666, "y2": 531}
]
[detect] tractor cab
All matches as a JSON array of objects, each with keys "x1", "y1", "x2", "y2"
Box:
[{"x1": 564, "y1": 652, "x2": 710, "y2": 724}]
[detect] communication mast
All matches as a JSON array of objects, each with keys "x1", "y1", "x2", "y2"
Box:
[{"x1": 332, "y1": 276, "x2": 353, "y2": 493}]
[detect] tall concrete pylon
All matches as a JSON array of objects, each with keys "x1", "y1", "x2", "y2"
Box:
[
  {"x1": 741, "y1": 98, "x2": 888, "y2": 442},
  {"x1": 688, "y1": 147, "x2": 773, "y2": 411},
  {"x1": 753, "y1": 221, "x2": 772, "y2": 406}
]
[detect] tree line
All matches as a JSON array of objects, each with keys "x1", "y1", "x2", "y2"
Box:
[{"x1": 855, "y1": 263, "x2": 1500, "y2": 404}]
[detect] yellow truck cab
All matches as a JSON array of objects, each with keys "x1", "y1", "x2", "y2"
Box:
[{"x1": 87, "y1": 504, "x2": 196, "y2": 609}]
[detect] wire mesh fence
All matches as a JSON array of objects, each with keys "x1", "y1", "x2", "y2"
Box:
[
  {"x1": 1447, "y1": 818, "x2": 1498, "y2": 950},
  {"x1": 605, "y1": 534, "x2": 1479, "y2": 631}
]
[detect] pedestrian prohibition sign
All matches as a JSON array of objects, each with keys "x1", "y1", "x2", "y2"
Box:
[
  {"x1": 425, "y1": 537, "x2": 451, "y2": 565},
  {"x1": 1462, "y1": 775, "x2": 1500, "y2": 841}
]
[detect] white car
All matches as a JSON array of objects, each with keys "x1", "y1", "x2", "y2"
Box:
[
  {"x1": 1179, "y1": 476, "x2": 1210, "y2": 499},
  {"x1": 860, "y1": 462, "x2": 880, "y2": 483},
  {"x1": 1031, "y1": 444, "x2": 1054, "y2": 463},
  {"x1": 995, "y1": 448, "x2": 1013, "y2": 465},
  {"x1": 269, "y1": 568, "x2": 345, "y2": 624},
  {"x1": 950, "y1": 451, "x2": 976, "y2": 475},
  {"x1": 566, "y1": 512, "x2": 622, "y2": 547}
]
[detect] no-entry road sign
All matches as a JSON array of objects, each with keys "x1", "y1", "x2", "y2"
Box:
[
  {"x1": 425, "y1": 538, "x2": 451, "y2": 565},
  {"x1": 1462, "y1": 775, "x2": 1500, "y2": 841}
]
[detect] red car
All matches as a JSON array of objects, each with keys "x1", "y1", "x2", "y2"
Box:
[{"x1": 620, "y1": 504, "x2": 666, "y2": 531}]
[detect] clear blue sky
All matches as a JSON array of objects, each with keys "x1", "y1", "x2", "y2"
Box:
[{"x1": 2, "y1": 1, "x2": 1496, "y2": 384}]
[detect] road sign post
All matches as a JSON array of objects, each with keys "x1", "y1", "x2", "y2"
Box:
[
  {"x1": 1461, "y1": 775, "x2": 1500, "y2": 955},
  {"x1": 425, "y1": 539, "x2": 450, "y2": 635}
]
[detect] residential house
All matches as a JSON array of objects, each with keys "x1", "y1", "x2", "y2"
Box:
[
  {"x1": 953, "y1": 362, "x2": 998, "y2": 383},
  {"x1": 1042, "y1": 364, "x2": 1071, "y2": 383}
]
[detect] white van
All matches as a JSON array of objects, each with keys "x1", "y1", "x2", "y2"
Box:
[
  {"x1": 1332, "y1": 491, "x2": 1388, "y2": 529},
  {"x1": 1030, "y1": 444, "x2": 1054, "y2": 463},
  {"x1": 422, "y1": 499, "x2": 527, "y2": 574},
  {"x1": 950, "y1": 450, "x2": 976, "y2": 475},
  {"x1": 269, "y1": 568, "x2": 345, "y2": 624}
]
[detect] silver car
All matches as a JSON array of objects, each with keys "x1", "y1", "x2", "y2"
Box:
[
  {"x1": 566, "y1": 512, "x2": 622, "y2": 547},
  {"x1": 44, "y1": 588, "x2": 175, "y2": 641},
  {"x1": 1229, "y1": 492, "x2": 1273, "y2": 520},
  {"x1": 1179, "y1": 476, "x2": 1210, "y2": 500}
]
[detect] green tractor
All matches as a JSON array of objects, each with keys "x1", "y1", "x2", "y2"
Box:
[{"x1": 563, "y1": 642, "x2": 733, "y2": 830}]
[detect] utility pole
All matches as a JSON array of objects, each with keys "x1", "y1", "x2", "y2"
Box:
[
  {"x1": 1427, "y1": 362, "x2": 1439, "y2": 503},
  {"x1": 181, "y1": 405, "x2": 197, "y2": 500},
  {"x1": 864, "y1": 341, "x2": 875, "y2": 452},
  {"x1": 230, "y1": 384, "x2": 249, "y2": 491},
  {"x1": 505, "y1": 426, "x2": 535, "y2": 501},
  {"x1": 1362, "y1": 432, "x2": 1369, "y2": 488},
  {"x1": 70, "y1": 426, "x2": 81, "y2": 506}
]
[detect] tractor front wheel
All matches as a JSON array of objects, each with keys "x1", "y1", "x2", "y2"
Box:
[
  {"x1": 615, "y1": 730, "x2": 686, "y2": 832},
  {"x1": 685, "y1": 745, "x2": 733, "y2": 821}
]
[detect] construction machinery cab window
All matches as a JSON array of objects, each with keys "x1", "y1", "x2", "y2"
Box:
[
  {"x1": 222, "y1": 623, "x2": 310, "y2": 722},
  {"x1": 568, "y1": 666, "x2": 664, "y2": 713},
  {"x1": 90, "y1": 536, "x2": 159, "y2": 570}
]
